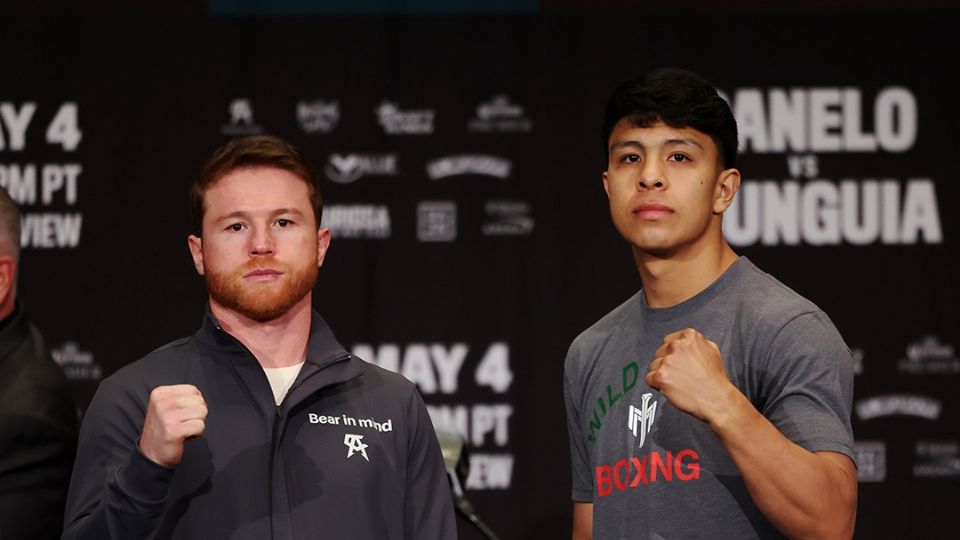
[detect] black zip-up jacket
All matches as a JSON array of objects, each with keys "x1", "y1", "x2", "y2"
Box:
[{"x1": 63, "y1": 308, "x2": 456, "y2": 539}]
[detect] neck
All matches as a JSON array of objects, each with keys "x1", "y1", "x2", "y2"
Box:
[
  {"x1": 634, "y1": 230, "x2": 738, "y2": 308},
  {"x1": 210, "y1": 294, "x2": 313, "y2": 368}
]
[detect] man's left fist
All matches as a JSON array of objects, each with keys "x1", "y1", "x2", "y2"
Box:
[{"x1": 646, "y1": 328, "x2": 737, "y2": 423}]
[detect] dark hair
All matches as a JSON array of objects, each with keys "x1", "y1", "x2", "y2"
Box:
[
  {"x1": 0, "y1": 186, "x2": 20, "y2": 261},
  {"x1": 601, "y1": 68, "x2": 738, "y2": 169},
  {"x1": 191, "y1": 135, "x2": 322, "y2": 235}
]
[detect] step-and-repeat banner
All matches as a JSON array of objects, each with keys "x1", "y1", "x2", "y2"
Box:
[{"x1": 1, "y1": 12, "x2": 956, "y2": 539}]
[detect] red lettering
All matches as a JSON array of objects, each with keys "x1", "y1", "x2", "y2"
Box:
[
  {"x1": 651, "y1": 451, "x2": 673, "y2": 482},
  {"x1": 675, "y1": 449, "x2": 700, "y2": 481},
  {"x1": 596, "y1": 465, "x2": 612, "y2": 497},
  {"x1": 630, "y1": 455, "x2": 649, "y2": 486},
  {"x1": 613, "y1": 459, "x2": 629, "y2": 492}
]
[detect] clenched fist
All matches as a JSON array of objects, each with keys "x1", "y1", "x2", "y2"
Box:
[
  {"x1": 645, "y1": 328, "x2": 739, "y2": 425},
  {"x1": 138, "y1": 385, "x2": 208, "y2": 467}
]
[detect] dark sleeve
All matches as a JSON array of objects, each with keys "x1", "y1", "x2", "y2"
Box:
[
  {"x1": 759, "y1": 311, "x2": 856, "y2": 460},
  {"x1": 564, "y1": 342, "x2": 595, "y2": 503},
  {"x1": 402, "y1": 388, "x2": 457, "y2": 540},
  {"x1": 62, "y1": 377, "x2": 176, "y2": 540},
  {"x1": 0, "y1": 413, "x2": 77, "y2": 540}
]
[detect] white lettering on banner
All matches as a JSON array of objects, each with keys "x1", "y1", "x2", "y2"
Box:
[
  {"x1": 724, "y1": 179, "x2": 942, "y2": 246},
  {"x1": 855, "y1": 394, "x2": 942, "y2": 420},
  {"x1": 0, "y1": 102, "x2": 37, "y2": 151},
  {"x1": 0, "y1": 163, "x2": 37, "y2": 203},
  {"x1": 1, "y1": 102, "x2": 85, "y2": 250},
  {"x1": 353, "y1": 342, "x2": 512, "y2": 394},
  {"x1": 321, "y1": 205, "x2": 391, "y2": 239},
  {"x1": 20, "y1": 213, "x2": 82, "y2": 248},
  {"x1": 41, "y1": 164, "x2": 81, "y2": 204},
  {"x1": 720, "y1": 87, "x2": 917, "y2": 153},
  {"x1": 426, "y1": 404, "x2": 513, "y2": 447},
  {"x1": 466, "y1": 454, "x2": 513, "y2": 489},
  {"x1": 45, "y1": 103, "x2": 82, "y2": 151}
]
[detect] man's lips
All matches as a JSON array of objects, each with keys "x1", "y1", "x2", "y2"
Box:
[
  {"x1": 243, "y1": 268, "x2": 284, "y2": 279},
  {"x1": 633, "y1": 203, "x2": 674, "y2": 219}
]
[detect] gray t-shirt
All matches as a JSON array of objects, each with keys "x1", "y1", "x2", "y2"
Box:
[{"x1": 564, "y1": 257, "x2": 854, "y2": 539}]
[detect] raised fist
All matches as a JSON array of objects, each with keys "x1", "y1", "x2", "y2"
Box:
[{"x1": 138, "y1": 384, "x2": 208, "y2": 467}]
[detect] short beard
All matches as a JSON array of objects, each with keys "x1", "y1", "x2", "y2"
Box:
[{"x1": 205, "y1": 261, "x2": 318, "y2": 323}]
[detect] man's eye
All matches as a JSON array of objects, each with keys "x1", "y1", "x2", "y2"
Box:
[
  {"x1": 622, "y1": 154, "x2": 640, "y2": 163},
  {"x1": 277, "y1": 219, "x2": 291, "y2": 227},
  {"x1": 669, "y1": 153, "x2": 689, "y2": 162},
  {"x1": 229, "y1": 223, "x2": 244, "y2": 232}
]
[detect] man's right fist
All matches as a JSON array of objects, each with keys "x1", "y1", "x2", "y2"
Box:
[{"x1": 138, "y1": 384, "x2": 208, "y2": 467}]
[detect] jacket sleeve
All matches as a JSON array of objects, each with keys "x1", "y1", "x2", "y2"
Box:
[
  {"x1": 0, "y1": 413, "x2": 77, "y2": 540},
  {"x1": 402, "y1": 389, "x2": 457, "y2": 540},
  {"x1": 62, "y1": 377, "x2": 176, "y2": 540}
]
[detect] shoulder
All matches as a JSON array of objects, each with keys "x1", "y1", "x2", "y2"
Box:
[
  {"x1": 351, "y1": 355, "x2": 423, "y2": 405},
  {"x1": 727, "y1": 260, "x2": 849, "y2": 361},
  {"x1": 726, "y1": 259, "x2": 830, "y2": 331},
  {"x1": 96, "y1": 336, "x2": 198, "y2": 403},
  {"x1": 106, "y1": 336, "x2": 196, "y2": 383},
  {"x1": 0, "y1": 323, "x2": 75, "y2": 422}
]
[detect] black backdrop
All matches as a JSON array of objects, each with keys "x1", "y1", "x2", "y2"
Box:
[{"x1": 1, "y1": 6, "x2": 958, "y2": 539}]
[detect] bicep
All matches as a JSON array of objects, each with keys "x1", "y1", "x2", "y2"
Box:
[{"x1": 572, "y1": 502, "x2": 593, "y2": 540}]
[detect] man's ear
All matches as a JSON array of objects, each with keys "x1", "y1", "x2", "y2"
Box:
[
  {"x1": 0, "y1": 256, "x2": 15, "y2": 306},
  {"x1": 602, "y1": 171, "x2": 611, "y2": 198},
  {"x1": 316, "y1": 228, "x2": 332, "y2": 267},
  {"x1": 187, "y1": 235, "x2": 205, "y2": 275},
  {"x1": 713, "y1": 168, "x2": 741, "y2": 214}
]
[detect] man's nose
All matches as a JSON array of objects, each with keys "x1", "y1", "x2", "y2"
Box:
[
  {"x1": 249, "y1": 227, "x2": 275, "y2": 255},
  {"x1": 638, "y1": 161, "x2": 667, "y2": 191}
]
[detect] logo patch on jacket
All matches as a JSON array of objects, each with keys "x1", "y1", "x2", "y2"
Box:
[{"x1": 344, "y1": 434, "x2": 370, "y2": 461}]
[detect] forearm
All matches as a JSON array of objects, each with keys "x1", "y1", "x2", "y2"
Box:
[{"x1": 709, "y1": 389, "x2": 857, "y2": 539}]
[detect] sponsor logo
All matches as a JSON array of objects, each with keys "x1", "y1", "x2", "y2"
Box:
[
  {"x1": 898, "y1": 335, "x2": 960, "y2": 374},
  {"x1": 468, "y1": 95, "x2": 533, "y2": 133},
  {"x1": 417, "y1": 201, "x2": 457, "y2": 242},
  {"x1": 344, "y1": 434, "x2": 369, "y2": 461},
  {"x1": 914, "y1": 441, "x2": 960, "y2": 478},
  {"x1": 297, "y1": 100, "x2": 340, "y2": 134},
  {"x1": 321, "y1": 204, "x2": 391, "y2": 239},
  {"x1": 220, "y1": 98, "x2": 263, "y2": 135},
  {"x1": 854, "y1": 441, "x2": 886, "y2": 482},
  {"x1": 427, "y1": 155, "x2": 511, "y2": 180},
  {"x1": 324, "y1": 153, "x2": 398, "y2": 184},
  {"x1": 627, "y1": 393, "x2": 658, "y2": 449},
  {"x1": 851, "y1": 347, "x2": 864, "y2": 376},
  {"x1": 376, "y1": 101, "x2": 434, "y2": 135},
  {"x1": 855, "y1": 394, "x2": 942, "y2": 421},
  {"x1": 482, "y1": 200, "x2": 534, "y2": 236},
  {"x1": 51, "y1": 342, "x2": 102, "y2": 381},
  {"x1": 595, "y1": 450, "x2": 701, "y2": 497}
]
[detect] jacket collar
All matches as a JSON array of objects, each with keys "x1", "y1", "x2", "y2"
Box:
[{"x1": 193, "y1": 303, "x2": 363, "y2": 403}]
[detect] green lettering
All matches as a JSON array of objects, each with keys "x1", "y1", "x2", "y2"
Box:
[{"x1": 622, "y1": 361, "x2": 639, "y2": 392}]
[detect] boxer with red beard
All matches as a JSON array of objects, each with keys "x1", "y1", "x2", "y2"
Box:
[{"x1": 64, "y1": 136, "x2": 455, "y2": 540}]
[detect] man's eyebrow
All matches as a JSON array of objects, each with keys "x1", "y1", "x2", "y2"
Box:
[
  {"x1": 609, "y1": 140, "x2": 646, "y2": 152},
  {"x1": 213, "y1": 208, "x2": 306, "y2": 222},
  {"x1": 663, "y1": 137, "x2": 703, "y2": 149},
  {"x1": 609, "y1": 138, "x2": 703, "y2": 153}
]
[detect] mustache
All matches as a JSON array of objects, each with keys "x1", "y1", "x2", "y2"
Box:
[{"x1": 231, "y1": 260, "x2": 292, "y2": 276}]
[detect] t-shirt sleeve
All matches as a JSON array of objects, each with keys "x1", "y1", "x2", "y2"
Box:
[
  {"x1": 758, "y1": 311, "x2": 856, "y2": 461},
  {"x1": 564, "y1": 342, "x2": 596, "y2": 502}
]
